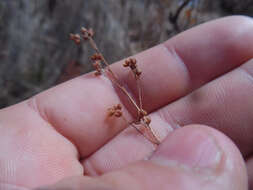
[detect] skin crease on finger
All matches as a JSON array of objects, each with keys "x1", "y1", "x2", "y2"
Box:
[
  {"x1": 35, "y1": 126, "x2": 248, "y2": 190},
  {"x1": 0, "y1": 16, "x2": 252, "y2": 189}
]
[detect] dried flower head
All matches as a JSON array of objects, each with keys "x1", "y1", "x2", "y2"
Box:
[
  {"x1": 81, "y1": 27, "x2": 94, "y2": 40},
  {"x1": 91, "y1": 53, "x2": 103, "y2": 61},
  {"x1": 123, "y1": 58, "x2": 136, "y2": 68},
  {"x1": 70, "y1": 33, "x2": 81, "y2": 45},
  {"x1": 108, "y1": 104, "x2": 122, "y2": 118},
  {"x1": 93, "y1": 61, "x2": 102, "y2": 76},
  {"x1": 70, "y1": 27, "x2": 161, "y2": 145},
  {"x1": 123, "y1": 58, "x2": 142, "y2": 77}
]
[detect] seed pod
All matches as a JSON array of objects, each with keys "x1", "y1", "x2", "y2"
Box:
[
  {"x1": 93, "y1": 61, "x2": 102, "y2": 76},
  {"x1": 108, "y1": 108, "x2": 115, "y2": 117},
  {"x1": 115, "y1": 104, "x2": 122, "y2": 110},
  {"x1": 114, "y1": 111, "x2": 122, "y2": 117},
  {"x1": 143, "y1": 116, "x2": 151, "y2": 125},
  {"x1": 123, "y1": 60, "x2": 130, "y2": 67},
  {"x1": 91, "y1": 53, "x2": 102, "y2": 61},
  {"x1": 70, "y1": 33, "x2": 81, "y2": 45},
  {"x1": 88, "y1": 28, "x2": 94, "y2": 37}
]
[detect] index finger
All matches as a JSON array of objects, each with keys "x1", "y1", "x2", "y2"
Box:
[{"x1": 22, "y1": 16, "x2": 253, "y2": 158}]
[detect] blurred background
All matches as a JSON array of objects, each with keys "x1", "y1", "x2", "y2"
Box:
[{"x1": 0, "y1": 0, "x2": 253, "y2": 108}]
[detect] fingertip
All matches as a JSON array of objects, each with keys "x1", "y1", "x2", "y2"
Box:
[
  {"x1": 151, "y1": 124, "x2": 248, "y2": 189},
  {"x1": 164, "y1": 16, "x2": 253, "y2": 89},
  {"x1": 152, "y1": 125, "x2": 222, "y2": 170}
]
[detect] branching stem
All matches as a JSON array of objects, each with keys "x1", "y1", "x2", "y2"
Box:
[{"x1": 71, "y1": 28, "x2": 161, "y2": 145}]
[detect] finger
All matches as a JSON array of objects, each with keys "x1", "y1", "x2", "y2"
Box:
[
  {"x1": 0, "y1": 103, "x2": 83, "y2": 188},
  {"x1": 83, "y1": 58, "x2": 253, "y2": 174},
  {"x1": 82, "y1": 111, "x2": 172, "y2": 175},
  {"x1": 22, "y1": 16, "x2": 253, "y2": 158},
  {"x1": 38, "y1": 126, "x2": 248, "y2": 190},
  {"x1": 158, "y1": 58, "x2": 253, "y2": 157},
  {"x1": 113, "y1": 15, "x2": 253, "y2": 111}
]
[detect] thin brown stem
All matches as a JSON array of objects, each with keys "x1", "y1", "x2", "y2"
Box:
[
  {"x1": 75, "y1": 29, "x2": 161, "y2": 145},
  {"x1": 105, "y1": 70, "x2": 141, "y2": 112},
  {"x1": 88, "y1": 36, "x2": 141, "y2": 113},
  {"x1": 136, "y1": 78, "x2": 143, "y2": 110},
  {"x1": 122, "y1": 115, "x2": 159, "y2": 145},
  {"x1": 141, "y1": 121, "x2": 160, "y2": 145},
  {"x1": 88, "y1": 37, "x2": 119, "y2": 80}
]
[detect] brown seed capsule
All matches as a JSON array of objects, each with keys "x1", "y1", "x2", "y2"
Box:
[
  {"x1": 91, "y1": 53, "x2": 102, "y2": 61},
  {"x1": 108, "y1": 108, "x2": 115, "y2": 117},
  {"x1": 81, "y1": 27, "x2": 89, "y2": 40},
  {"x1": 93, "y1": 61, "x2": 102, "y2": 76},
  {"x1": 130, "y1": 58, "x2": 137, "y2": 65},
  {"x1": 124, "y1": 58, "x2": 137, "y2": 68},
  {"x1": 88, "y1": 28, "x2": 94, "y2": 37},
  {"x1": 123, "y1": 60, "x2": 130, "y2": 67},
  {"x1": 81, "y1": 27, "x2": 94, "y2": 40},
  {"x1": 143, "y1": 116, "x2": 151, "y2": 125},
  {"x1": 70, "y1": 33, "x2": 81, "y2": 45},
  {"x1": 138, "y1": 109, "x2": 147, "y2": 120},
  {"x1": 136, "y1": 69, "x2": 142, "y2": 77},
  {"x1": 107, "y1": 104, "x2": 123, "y2": 118},
  {"x1": 114, "y1": 111, "x2": 122, "y2": 117},
  {"x1": 115, "y1": 104, "x2": 122, "y2": 110},
  {"x1": 123, "y1": 58, "x2": 142, "y2": 77}
]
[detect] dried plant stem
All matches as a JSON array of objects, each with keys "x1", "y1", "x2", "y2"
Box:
[
  {"x1": 88, "y1": 37, "x2": 118, "y2": 79},
  {"x1": 87, "y1": 36, "x2": 141, "y2": 113},
  {"x1": 71, "y1": 28, "x2": 161, "y2": 145},
  {"x1": 109, "y1": 76, "x2": 141, "y2": 112},
  {"x1": 88, "y1": 36, "x2": 160, "y2": 144},
  {"x1": 121, "y1": 115, "x2": 159, "y2": 145},
  {"x1": 132, "y1": 124, "x2": 159, "y2": 145},
  {"x1": 141, "y1": 122, "x2": 160, "y2": 145},
  {"x1": 136, "y1": 78, "x2": 143, "y2": 110}
]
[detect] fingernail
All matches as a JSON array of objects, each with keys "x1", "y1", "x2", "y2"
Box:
[{"x1": 151, "y1": 128, "x2": 222, "y2": 169}]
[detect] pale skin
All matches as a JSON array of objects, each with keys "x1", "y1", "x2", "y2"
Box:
[{"x1": 0, "y1": 16, "x2": 253, "y2": 190}]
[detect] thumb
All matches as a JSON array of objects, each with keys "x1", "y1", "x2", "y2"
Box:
[{"x1": 36, "y1": 125, "x2": 248, "y2": 190}]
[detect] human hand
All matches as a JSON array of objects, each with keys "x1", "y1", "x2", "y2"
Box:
[{"x1": 0, "y1": 16, "x2": 253, "y2": 190}]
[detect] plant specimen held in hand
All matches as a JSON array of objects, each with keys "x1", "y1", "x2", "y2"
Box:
[{"x1": 70, "y1": 28, "x2": 161, "y2": 145}]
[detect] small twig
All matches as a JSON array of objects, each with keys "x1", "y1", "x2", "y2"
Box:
[
  {"x1": 70, "y1": 28, "x2": 161, "y2": 145},
  {"x1": 83, "y1": 29, "x2": 141, "y2": 113},
  {"x1": 108, "y1": 104, "x2": 123, "y2": 118},
  {"x1": 82, "y1": 28, "x2": 119, "y2": 81},
  {"x1": 108, "y1": 76, "x2": 141, "y2": 112},
  {"x1": 136, "y1": 77, "x2": 143, "y2": 110},
  {"x1": 123, "y1": 58, "x2": 143, "y2": 116},
  {"x1": 141, "y1": 120, "x2": 160, "y2": 145},
  {"x1": 122, "y1": 115, "x2": 159, "y2": 145},
  {"x1": 132, "y1": 123, "x2": 159, "y2": 145}
]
